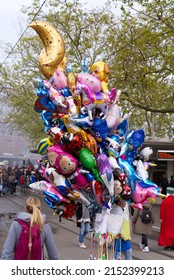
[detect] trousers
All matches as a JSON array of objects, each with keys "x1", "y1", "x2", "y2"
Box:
[
  {"x1": 142, "y1": 234, "x2": 148, "y2": 247},
  {"x1": 79, "y1": 221, "x2": 90, "y2": 243}
]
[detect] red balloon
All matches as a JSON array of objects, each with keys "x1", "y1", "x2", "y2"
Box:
[{"x1": 61, "y1": 201, "x2": 77, "y2": 219}]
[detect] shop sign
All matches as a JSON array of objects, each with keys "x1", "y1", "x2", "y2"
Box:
[{"x1": 157, "y1": 150, "x2": 174, "y2": 160}]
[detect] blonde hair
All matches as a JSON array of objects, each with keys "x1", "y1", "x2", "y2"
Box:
[{"x1": 26, "y1": 197, "x2": 44, "y2": 231}]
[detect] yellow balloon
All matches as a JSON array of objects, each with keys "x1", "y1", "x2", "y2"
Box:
[
  {"x1": 38, "y1": 53, "x2": 68, "y2": 79},
  {"x1": 90, "y1": 61, "x2": 110, "y2": 92},
  {"x1": 56, "y1": 53, "x2": 68, "y2": 71},
  {"x1": 39, "y1": 50, "x2": 58, "y2": 79},
  {"x1": 37, "y1": 137, "x2": 54, "y2": 155},
  {"x1": 29, "y1": 21, "x2": 65, "y2": 68}
]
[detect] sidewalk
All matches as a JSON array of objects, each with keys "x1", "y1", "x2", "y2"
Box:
[
  {"x1": 0, "y1": 191, "x2": 167, "y2": 260},
  {"x1": 49, "y1": 215, "x2": 174, "y2": 260}
]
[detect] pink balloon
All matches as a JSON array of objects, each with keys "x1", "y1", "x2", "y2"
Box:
[
  {"x1": 106, "y1": 102, "x2": 121, "y2": 132},
  {"x1": 45, "y1": 183, "x2": 70, "y2": 204},
  {"x1": 132, "y1": 182, "x2": 159, "y2": 209},
  {"x1": 53, "y1": 70, "x2": 68, "y2": 89},
  {"x1": 78, "y1": 73, "x2": 101, "y2": 93}
]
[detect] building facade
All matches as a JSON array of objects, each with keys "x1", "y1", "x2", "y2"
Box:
[
  {"x1": 0, "y1": 134, "x2": 39, "y2": 167},
  {"x1": 143, "y1": 141, "x2": 174, "y2": 185}
]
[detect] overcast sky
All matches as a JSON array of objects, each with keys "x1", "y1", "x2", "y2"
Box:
[
  {"x1": 0, "y1": 0, "x2": 108, "y2": 62},
  {"x1": 0, "y1": 1, "x2": 32, "y2": 42}
]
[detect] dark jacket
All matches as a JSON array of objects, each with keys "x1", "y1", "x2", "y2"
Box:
[
  {"x1": 168, "y1": 177, "x2": 174, "y2": 188},
  {"x1": 76, "y1": 202, "x2": 82, "y2": 227},
  {"x1": 161, "y1": 178, "x2": 168, "y2": 195}
]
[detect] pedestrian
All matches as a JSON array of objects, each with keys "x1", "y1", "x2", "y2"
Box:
[
  {"x1": 132, "y1": 200, "x2": 155, "y2": 252},
  {"x1": 15, "y1": 168, "x2": 22, "y2": 186},
  {"x1": 1, "y1": 171, "x2": 10, "y2": 195},
  {"x1": 160, "y1": 174, "x2": 168, "y2": 196},
  {"x1": 168, "y1": 176, "x2": 174, "y2": 188},
  {"x1": 26, "y1": 166, "x2": 31, "y2": 177},
  {"x1": 20, "y1": 172, "x2": 26, "y2": 194},
  {"x1": 8, "y1": 172, "x2": 16, "y2": 195},
  {"x1": 158, "y1": 187, "x2": 174, "y2": 250},
  {"x1": 35, "y1": 168, "x2": 42, "y2": 181},
  {"x1": 26, "y1": 174, "x2": 30, "y2": 188},
  {"x1": 0, "y1": 169, "x2": 3, "y2": 196},
  {"x1": 30, "y1": 171, "x2": 36, "y2": 184},
  {"x1": 0, "y1": 196, "x2": 58, "y2": 260},
  {"x1": 110, "y1": 197, "x2": 132, "y2": 260},
  {"x1": 76, "y1": 201, "x2": 90, "y2": 249}
]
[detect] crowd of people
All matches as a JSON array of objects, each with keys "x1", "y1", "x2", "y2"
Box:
[
  {"x1": 1, "y1": 167, "x2": 174, "y2": 260},
  {"x1": 0, "y1": 166, "x2": 43, "y2": 197}
]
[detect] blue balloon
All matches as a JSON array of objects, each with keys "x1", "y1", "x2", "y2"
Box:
[
  {"x1": 118, "y1": 157, "x2": 139, "y2": 194},
  {"x1": 139, "y1": 179, "x2": 159, "y2": 189},
  {"x1": 44, "y1": 197, "x2": 56, "y2": 209},
  {"x1": 117, "y1": 118, "x2": 129, "y2": 136},
  {"x1": 91, "y1": 118, "x2": 109, "y2": 142},
  {"x1": 44, "y1": 190, "x2": 61, "y2": 203}
]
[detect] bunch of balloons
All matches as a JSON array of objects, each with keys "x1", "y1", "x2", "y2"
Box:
[{"x1": 29, "y1": 21, "x2": 163, "y2": 237}]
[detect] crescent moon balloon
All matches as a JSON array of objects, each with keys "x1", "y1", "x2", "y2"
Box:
[
  {"x1": 39, "y1": 53, "x2": 68, "y2": 79},
  {"x1": 29, "y1": 21, "x2": 65, "y2": 69}
]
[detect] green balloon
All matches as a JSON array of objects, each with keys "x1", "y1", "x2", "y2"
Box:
[{"x1": 79, "y1": 148, "x2": 102, "y2": 183}]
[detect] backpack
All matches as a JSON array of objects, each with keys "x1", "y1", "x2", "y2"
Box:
[
  {"x1": 14, "y1": 219, "x2": 42, "y2": 260},
  {"x1": 20, "y1": 175, "x2": 25, "y2": 185},
  {"x1": 140, "y1": 206, "x2": 152, "y2": 224}
]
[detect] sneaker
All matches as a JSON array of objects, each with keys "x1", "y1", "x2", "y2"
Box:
[
  {"x1": 139, "y1": 242, "x2": 144, "y2": 249},
  {"x1": 79, "y1": 242, "x2": 87, "y2": 249},
  {"x1": 142, "y1": 246, "x2": 149, "y2": 252},
  {"x1": 164, "y1": 246, "x2": 171, "y2": 250}
]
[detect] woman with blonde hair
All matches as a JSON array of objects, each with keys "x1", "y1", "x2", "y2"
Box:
[{"x1": 0, "y1": 196, "x2": 58, "y2": 260}]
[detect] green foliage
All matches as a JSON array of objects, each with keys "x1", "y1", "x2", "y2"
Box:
[{"x1": 0, "y1": 0, "x2": 174, "y2": 142}]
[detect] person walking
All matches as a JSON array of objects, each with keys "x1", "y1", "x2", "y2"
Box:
[
  {"x1": 20, "y1": 172, "x2": 26, "y2": 195},
  {"x1": 158, "y1": 187, "x2": 174, "y2": 250},
  {"x1": 30, "y1": 171, "x2": 36, "y2": 184},
  {"x1": 8, "y1": 172, "x2": 16, "y2": 195},
  {"x1": 160, "y1": 174, "x2": 168, "y2": 196},
  {"x1": 0, "y1": 169, "x2": 3, "y2": 196},
  {"x1": 1, "y1": 171, "x2": 10, "y2": 196},
  {"x1": 168, "y1": 176, "x2": 174, "y2": 188},
  {"x1": 15, "y1": 168, "x2": 22, "y2": 186},
  {"x1": 0, "y1": 196, "x2": 58, "y2": 260},
  {"x1": 26, "y1": 174, "x2": 30, "y2": 188},
  {"x1": 111, "y1": 197, "x2": 132, "y2": 260},
  {"x1": 132, "y1": 201, "x2": 155, "y2": 252},
  {"x1": 76, "y1": 201, "x2": 90, "y2": 249}
]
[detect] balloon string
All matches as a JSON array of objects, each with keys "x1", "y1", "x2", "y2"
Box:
[
  {"x1": 89, "y1": 231, "x2": 94, "y2": 259},
  {"x1": 97, "y1": 238, "x2": 101, "y2": 259},
  {"x1": 1, "y1": 0, "x2": 47, "y2": 66},
  {"x1": 119, "y1": 237, "x2": 122, "y2": 260},
  {"x1": 106, "y1": 236, "x2": 109, "y2": 260},
  {"x1": 112, "y1": 238, "x2": 115, "y2": 260}
]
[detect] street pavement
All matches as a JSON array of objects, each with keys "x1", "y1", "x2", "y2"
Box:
[{"x1": 0, "y1": 190, "x2": 173, "y2": 260}]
